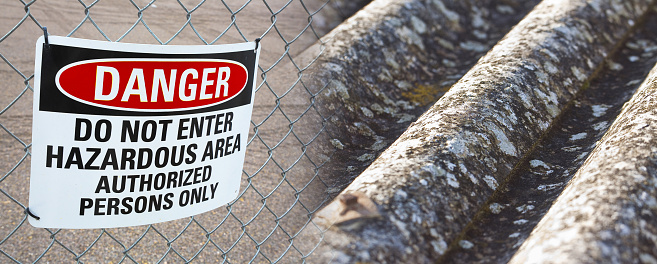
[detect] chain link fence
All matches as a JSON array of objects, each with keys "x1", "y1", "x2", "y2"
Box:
[{"x1": 0, "y1": 0, "x2": 366, "y2": 262}]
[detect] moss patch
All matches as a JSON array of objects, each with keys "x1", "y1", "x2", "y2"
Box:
[{"x1": 402, "y1": 84, "x2": 451, "y2": 106}]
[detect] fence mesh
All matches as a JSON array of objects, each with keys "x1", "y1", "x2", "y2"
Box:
[{"x1": 0, "y1": 0, "x2": 359, "y2": 262}]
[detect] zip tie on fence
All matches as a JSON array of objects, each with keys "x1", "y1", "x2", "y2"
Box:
[
  {"x1": 42, "y1": 27, "x2": 50, "y2": 49},
  {"x1": 25, "y1": 207, "x2": 40, "y2": 220},
  {"x1": 254, "y1": 38, "x2": 261, "y2": 53}
]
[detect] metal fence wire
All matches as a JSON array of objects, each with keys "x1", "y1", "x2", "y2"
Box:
[{"x1": 0, "y1": 0, "x2": 362, "y2": 262}]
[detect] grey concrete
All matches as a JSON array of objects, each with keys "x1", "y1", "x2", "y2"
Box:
[
  {"x1": 0, "y1": 0, "x2": 366, "y2": 262},
  {"x1": 300, "y1": 0, "x2": 540, "y2": 194},
  {"x1": 510, "y1": 45, "x2": 657, "y2": 264},
  {"x1": 313, "y1": 0, "x2": 654, "y2": 262},
  {"x1": 440, "y1": 6, "x2": 657, "y2": 262}
]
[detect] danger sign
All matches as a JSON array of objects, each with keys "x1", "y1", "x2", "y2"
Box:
[{"x1": 29, "y1": 36, "x2": 260, "y2": 229}]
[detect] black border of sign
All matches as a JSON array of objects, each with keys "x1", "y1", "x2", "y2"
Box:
[{"x1": 38, "y1": 43, "x2": 256, "y2": 117}]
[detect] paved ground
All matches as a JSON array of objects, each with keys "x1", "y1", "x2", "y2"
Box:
[{"x1": 0, "y1": 0, "x2": 352, "y2": 262}]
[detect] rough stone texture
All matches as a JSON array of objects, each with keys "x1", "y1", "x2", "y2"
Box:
[
  {"x1": 440, "y1": 7, "x2": 657, "y2": 262},
  {"x1": 509, "y1": 56, "x2": 657, "y2": 264},
  {"x1": 301, "y1": 0, "x2": 541, "y2": 193},
  {"x1": 309, "y1": 0, "x2": 372, "y2": 38},
  {"x1": 312, "y1": 0, "x2": 653, "y2": 262}
]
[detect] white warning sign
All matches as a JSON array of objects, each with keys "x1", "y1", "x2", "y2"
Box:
[{"x1": 29, "y1": 36, "x2": 260, "y2": 228}]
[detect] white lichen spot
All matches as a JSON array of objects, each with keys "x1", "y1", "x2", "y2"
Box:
[
  {"x1": 432, "y1": 0, "x2": 460, "y2": 26},
  {"x1": 496, "y1": 5, "x2": 514, "y2": 14},
  {"x1": 397, "y1": 26, "x2": 425, "y2": 50},
  {"x1": 529, "y1": 160, "x2": 550, "y2": 169},
  {"x1": 591, "y1": 104, "x2": 610, "y2": 117},
  {"x1": 495, "y1": 113, "x2": 514, "y2": 131},
  {"x1": 576, "y1": 151, "x2": 589, "y2": 161},
  {"x1": 537, "y1": 183, "x2": 563, "y2": 191},
  {"x1": 330, "y1": 139, "x2": 344, "y2": 150},
  {"x1": 593, "y1": 121, "x2": 609, "y2": 131},
  {"x1": 517, "y1": 88, "x2": 533, "y2": 109},
  {"x1": 437, "y1": 37, "x2": 456, "y2": 50},
  {"x1": 331, "y1": 80, "x2": 349, "y2": 99},
  {"x1": 395, "y1": 80, "x2": 413, "y2": 91},
  {"x1": 513, "y1": 219, "x2": 529, "y2": 225},
  {"x1": 504, "y1": 105, "x2": 518, "y2": 124},
  {"x1": 370, "y1": 103, "x2": 384, "y2": 114},
  {"x1": 460, "y1": 41, "x2": 488, "y2": 52},
  {"x1": 563, "y1": 77, "x2": 573, "y2": 87},
  {"x1": 459, "y1": 163, "x2": 468, "y2": 174},
  {"x1": 473, "y1": 30, "x2": 487, "y2": 40},
  {"x1": 422, "y1": 164, "x2": 446, "y2": 177},
  {"x1": 516, "y1": 205, "x2": 535, "y2": 213},
  {"x1": 324, "y1": 62, "x2": 343, "y2": 72},
  {"x1": 626, "y1": 79, "x2": 642, "y2": 86},
  {"x1": 544, "y1": 61, "x2": 559, "y2": 74},
  {"x1": 562, "y1": 146, "x2": 581, "y2": 152},
  {"x1": 468, "y1": 173, "x2": 479, "y2": 184},
  {"x1": 354, "y1": 122, "x2": 375, "y2": 137},
  {"x1": 431, "y1": 240, "x2": 448, "y2": 255},
  {"x1": 357, "y1": 153, "x2": 375, "y2": 161},
  {"x1": 640, "y1": 254, "x2": 657, "y2": 264},
  {"x1": 459, "y1": 240, "x2": 474, "y2": 249},
  {"x1": 535, "y1": 70, "x2": 549, "y2": 84},
  {"x1": 446, "y1": 138, "x2": 466, "y2": 156},
  {"x1": 472, "y1": 14, "x2": 485, "y2": 28},
  {"x1": 361, "y1": 106, "x2": 374, "y2": 118},
  {"x1": 485, "y1": 122, "x2": 517, "y2": 156},
  {"x1": 442, "y1": 58, "x2": 456, "y2": 67},
  {"x1": 509, "y1": 232, "x2": 521, "y2": 238},
  {"x1": 546, "y1": 103, "x2": 560, "y2": 118},
  {"x1": 490, "y1": 203, "x2": 504, "y2": 214},
  {"x1": 446, "y1": 173, "x2": 459, "y2": 188},
  {"x1": 382, "y1": 49, "x2": 400, "y2": 70},
  {"x1": 378, "y1": 72, "x2": 392, "y2": 82},
  {"x1": 390, "y1": 217, "x2": 411, "y2": 239},
  {"x1": 629, "y1": 56, "x2": 640, "y2": 62},
  {"x1": 571, "y1": 66, "x2": 588, "y2": 82},
  {"x1": 412, "y1": 213, "x2": 423, "y2": 224},
  {"x1": 410, "y1": 16, "x2": 427, "y2": 34},
  {"x1": 484, "y1": 175, "x2": 498, "y2": 190},
  {"x1": 419, "y1": 179, "x2": 428, "y2": 186},
  {"x1": 540, "y1": 48, "x2": 559, "y2": 61},
  {"x1": 358, "y1": 251, "x2": 371, "y2": 261},
  {"x1": 430, "y1": 228, "x2": 440, "y2": 237},
  {"x1": 446, "y1": 162, "x2": 456, "y2": 171},
  {"x1": 396, "y1": 113, "x2": 416, "y2": 123},
  {"x1": 569, "y1": 132, "x2": 587, "y2": 141},
  {"x1": 368, "y1": 140, "x2": 385, "y2": 153},
  {"x1": 395, "y1": 190, "x2": 408, "y2": 200},
  {"x1": 554, "y1": 26, "x2": 573, "y2": 39},
  {"x1": 608, "y1": 61, "x2": 623, "y2": 71},
  {"x1": 618, "y1": 223, "x2": 631, "y2": 236}
]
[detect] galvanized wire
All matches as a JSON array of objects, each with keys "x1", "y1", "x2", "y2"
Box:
[{"x1": 0, "y1": 0, "x2": 344, "y2": 262}]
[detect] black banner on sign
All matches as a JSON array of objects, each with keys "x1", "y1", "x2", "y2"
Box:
[{"x1": 39, "y1": 44, "x2": 257, "y2": 116}]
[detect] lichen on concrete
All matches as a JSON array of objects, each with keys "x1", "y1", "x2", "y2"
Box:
[
  {"x1": 311, "y1": 0, "x2": 652, "y2": 262},
  {"x1": 510, "y1": 62, "x2": 657, "y2": 264},
  {"x1": 299, "y1": 0, "x2": 541, "y2": 193},
  {"x1": 441, "y1": 10, "x2": 657, "y2": 262}
]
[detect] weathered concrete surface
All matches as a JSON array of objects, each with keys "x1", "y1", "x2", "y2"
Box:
[
  {"x1": 301, "y1": 0, "x2": 541, "y2": 193},
  {"x1": 0, "y1": 0, "x2": 368, "y2": 263},
  {"x1": 313, "y1": 0, "x2": 654, "y2": 262},
  {"x1": 509, "y1": 48, "x2": 657, "y2": 264},
  {"x1": 440, "y1": 6, "x2": 657, "y2": 262}
]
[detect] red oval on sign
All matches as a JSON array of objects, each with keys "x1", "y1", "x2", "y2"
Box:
[{"x1": 56, "y1": 59, "x2": 249, "y2": 112}]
